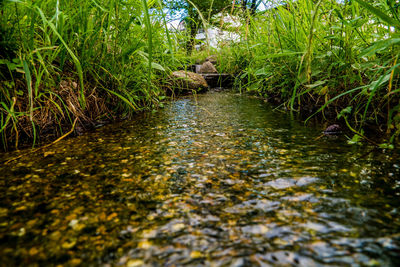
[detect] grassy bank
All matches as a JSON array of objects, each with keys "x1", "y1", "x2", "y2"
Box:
[
  {"x1": 1, "y1": 0, "x2": 400, "y2": 150},
  {"x1": 0, "y1": 0, "x2": 189, "y2": 151},
  {"x1": 213, "y1": 0, "x2": 400, "y2": 147}
]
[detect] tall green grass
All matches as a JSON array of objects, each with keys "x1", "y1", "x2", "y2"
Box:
[
  {"x1": 2, "y1": 0, "x2": 399, "y2": 149},
  {"x1": 217, "y1": 0, "x2": 400, "y2": 146},
  {"x1": 0, "y1": 0, "x2": 183, "y2": 150}
]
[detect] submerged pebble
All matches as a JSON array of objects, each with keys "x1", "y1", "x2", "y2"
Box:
[{"x1": 0, "y1": 92, "x2": 399, "y2": 266}]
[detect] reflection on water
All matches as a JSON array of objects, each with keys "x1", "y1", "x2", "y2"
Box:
[{"x1": 0, "y1": 91, "x2": 399, "y2": 266}]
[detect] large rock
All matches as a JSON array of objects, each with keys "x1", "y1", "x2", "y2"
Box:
[
  {"x1": 199, "y1": 61, "x2": 218, "y2": 74},
  {"x1": 170, "y1": 71, "x2": 208, "y2": 91}
]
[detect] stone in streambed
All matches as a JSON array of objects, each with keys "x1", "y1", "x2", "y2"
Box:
[
  {"x1": 323, "y1": 124, "x2": 341, "y2": 135},
  {"x1": 170, "y1": 71, "x2": 208, "y2": 92},
  {"x1": 199, "y1": 61, "x2": 218, "y2": 74},
  {"x1": 206, "y1": 55, "x2": 218, "y2": 65}
]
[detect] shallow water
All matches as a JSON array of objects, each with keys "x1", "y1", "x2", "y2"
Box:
[{"x1": 0, "y1": 91, "x2": 399, "y2": 266}]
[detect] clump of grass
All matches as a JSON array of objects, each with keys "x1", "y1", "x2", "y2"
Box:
[
  {"x1": 0, "y1": 0, "x2": 181, "y2": 151},
  {"x1": 220, "y1": 0, "x2": 400, "y2": 146},
  {"x1": 2, "y1": 0, "x2": 399, "y2": 149}
]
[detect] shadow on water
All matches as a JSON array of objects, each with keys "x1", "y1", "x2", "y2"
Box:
[{"x1": 0, "y1": 91, "x2": 399, "y2": 266}]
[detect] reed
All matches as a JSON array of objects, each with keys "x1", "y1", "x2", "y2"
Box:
[
  {"x1": 218, "y1": 0, "x2": 400, "y2": 146},
  {"x1": 1, "y1": 0, "x2": 399, "y2": 149},
  {"x1": 0, "y1": 0, "x2": 180, "y2": 150}
]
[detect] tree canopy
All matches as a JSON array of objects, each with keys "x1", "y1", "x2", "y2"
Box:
[{"x1": 163, "y1": 0, "x2": 231, "y2": 53}]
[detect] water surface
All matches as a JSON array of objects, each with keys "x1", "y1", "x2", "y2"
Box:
[{"x1": 0, "y1": 91, "x2": 399, "y2": 266}]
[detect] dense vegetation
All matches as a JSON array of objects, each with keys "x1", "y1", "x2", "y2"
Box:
[
  {"x1": 0, "y1": 0, "x2": 184, "y2": 151},
  {"x1": 1, "y1": 0, "x2": 399, "y2": 151},
  {"x1": 216, "y1": 0, "x2": 400, "y2": 148}
]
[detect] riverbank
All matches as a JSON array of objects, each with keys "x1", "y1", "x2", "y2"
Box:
[
  {"x1": 0, "y1": 68, "x2": 395, "y2": 152},
  {"x1": 210, "y1": 0, "x2": 400, "y2": 148},
  {"x1": 1, "y1": 0, "x2": 399, "y2": 151},
  {"x1": 0, "y1": 0, "x2": 181, "y2": 151}
]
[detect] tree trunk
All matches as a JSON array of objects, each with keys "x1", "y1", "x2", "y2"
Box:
[
  {"x1": 186, "y1": 20, "x2": 197, "y2": 55},
  {"x1": 242, "y1": 0, "x2": 247, "y2": 10},
  {"x1": 186, "y1": 7, "x2": 198, "y2": 56},
  {"x1": 250, "y1": 0, "x2": 257, "y2": 14}
]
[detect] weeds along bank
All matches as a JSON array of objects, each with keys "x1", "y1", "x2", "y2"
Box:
[
  {"x1": 2, "y1": 0, "x2": 400, "y2": 150},
  {"x1": 217, "y1": 0, "x2": 400, "y2": 147},
  {"x1": 0, "y1": 0, "x2": 185, "y2": 151}
]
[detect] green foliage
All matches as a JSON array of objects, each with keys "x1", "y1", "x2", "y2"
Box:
[
  {"x1": 164, "y1": 0, "x2": 231, "y2": 54},
  {"x1": 219, "y1": 0, "x2": 400, "y2": 146},
  {"x1": 2, "y1": 0, "x2": 400, "y2": 148},
  {"x1": 164, "y1": 0, "x2": 231, "y2": 19},
  {"x1": 0, "y1": 0, "x2": 181, "y2": 150}
]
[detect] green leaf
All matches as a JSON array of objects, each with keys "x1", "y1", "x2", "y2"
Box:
[
  {"x1": 347, "y1": 133, "x2": 362, "y2": 145},
  {"x1": 368, "y1": 72, "x2": 391, "y2": 91},
  {"x1": 36, "y1": 7, "x2": 86, "y2": 109},
  {"x1": 104, "y1": 88, "x2": 138, "y2": 111},
  {"x1": 379, "y1": 143, "x2": 394, "y2": 149},
  {"x1": 151, "y1": 62, "x2": 165, "y2": 72},
  {"x1": 304, "y1": 80, "x2": 326, "y2": 89},
  {"x1": 22, "y1": 60, "x2": 33, "y2": 121},
  {"x1": 90, "y1": 0, "x2": 109, "y2": 12},
  {"x1": 360, "y1": 38, "x2": 400, "y2": 57},
  {"x1": 338, "y1": 106, "x2": 352, "y2": 119},
  {"x1": 255, "y1": 67, "x2": 269, "y2": 76},
  {"x1": 353, "y1": 0, "x2": 400, "y2": 27},
  {"x1": 260, "y1": 51, "x2": 303, "y2": 59}
]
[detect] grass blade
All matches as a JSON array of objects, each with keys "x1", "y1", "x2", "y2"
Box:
[
  {"x1": 36, "y1": 7, "x2": 86, "y2": 109},
  {"x1": 141, "y1": 0, "x2": 153, "y2": 97},
  {"x1": 22, "y1": 60, "x2": 33, "y2": 121},
  {"x1": 353, "y1": 0, "x2": 400, "y2": 27}
]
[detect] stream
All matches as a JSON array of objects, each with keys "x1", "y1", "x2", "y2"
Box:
[{"x1": 0, "y1": 91, "x2": 399, "y2": 266}]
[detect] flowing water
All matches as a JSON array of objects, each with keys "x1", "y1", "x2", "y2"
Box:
[{"x1": 0, "y1": 91, "x2": 399, "y2": 266}]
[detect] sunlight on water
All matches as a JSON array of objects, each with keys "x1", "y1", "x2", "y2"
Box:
[{"x1": 0, "y1": 91, "x2": 399, "y2": 266}]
